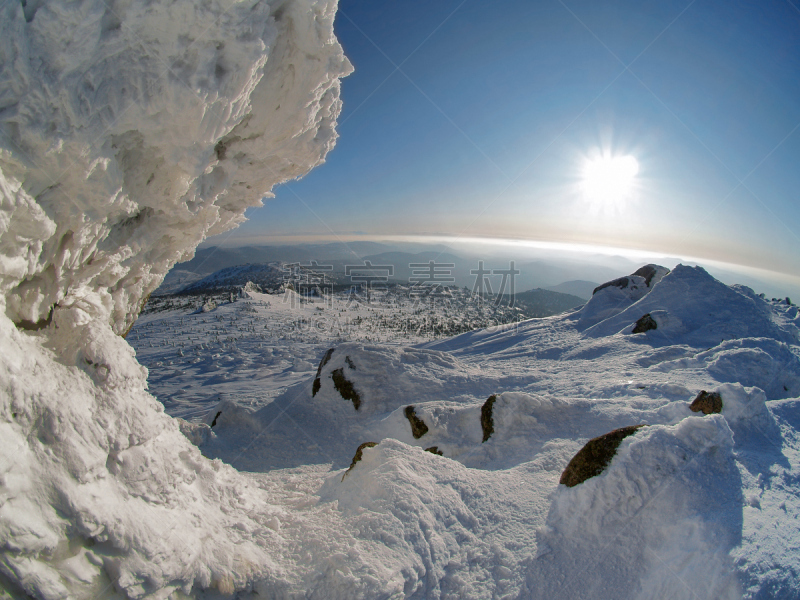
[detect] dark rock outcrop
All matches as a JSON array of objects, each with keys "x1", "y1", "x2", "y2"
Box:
[
  {"x1": 481, "y1": 394, "x2": 497, "y2": 443},
  {"x1": 342, "y1": 441, "x2": 377, "y2": 481},
  {"x1": 312, "y1": 347, "x2": 334, "y2": 397},
  {"x1": 332, "y1": 368, "x2": 361, "y2": 410},
  {"x1": 559, "y1": 425, "x2": 647, "y2": 487},
  {"x1": 632, "y1": 313, "x2": 657, "y2": 333},
  {"x1": 592, "y1": 264, "x2": 669, "y2": 295},
  {"x1": 632, "y1": 264, "x2": 660, "y2": 287},
  {"x1": 425, "y1": 446, "x2": 443, "y2": 456},
  {"x1": 690, "y1": 390, "x2": 723, "y2": 415},
  {"x1": 593, "y1": 276, "x2": 632, "y2": 295},
  {"x1": 405, "y1": 406, "x2": 429, "y2": 439}
]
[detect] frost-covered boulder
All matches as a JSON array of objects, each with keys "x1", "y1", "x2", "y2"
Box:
[
  {"x1": 578, "y1": 264, "x2": 669, "y2": 329},
  {"x1": 239, "y1": 281, "x2": 263, "y2": 297},
  {"x1": 0, "y1": 0, "x2": 351, "y2": 596},
  {"x1": 582, "y1": 265, "x2": 800, "y2": 346},
  {"x1": 311, "y1": 343, "x2": 470, "y2": 416},
  {"x1": 591, "y1": 264, "x2": 669, "y2": 296},
  {"x1": 631, "y1": 312, "x2": 657, "y2": 334},
  {"x1": 529, "y1": 416, "x2": 742, "y2": 599}
]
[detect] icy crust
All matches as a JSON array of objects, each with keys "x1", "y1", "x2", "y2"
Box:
[
  {"x1": 0, "y1": 0, "x2": 351, "y2": 334},
  {"x1": 0, "y1": 0, "x2": 351, "y2": 597}
]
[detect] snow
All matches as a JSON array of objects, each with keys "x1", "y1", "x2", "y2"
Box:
[
  {"x1": 124, "y1": 266, "x2": 800, "y2": 598},
  {"x1": 1, "y1": 0, "x2": 800, "y2": 596},
  {"x1": 1, "y1": 0, "x2": 352, "y2": 596}
]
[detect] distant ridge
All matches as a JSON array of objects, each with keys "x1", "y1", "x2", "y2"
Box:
[
  {"x1": 509, "y1": 288, "x2": 586, "y2": 317},
  {"x1": 545, "y1": 280, "x2": 599, "y2": 301}
]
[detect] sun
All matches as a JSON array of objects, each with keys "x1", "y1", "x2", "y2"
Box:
[{"x1": 581, "y1": 154, "x2": 639, "y2": 208}]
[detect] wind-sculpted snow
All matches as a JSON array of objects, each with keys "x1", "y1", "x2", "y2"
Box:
[{"x1": 0, "y1": 0, "x2": 350, "y2": 597}]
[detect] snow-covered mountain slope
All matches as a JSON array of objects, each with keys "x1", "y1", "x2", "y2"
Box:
[
  {"x1": 178, "y1": 263, "x2": 286, "y2": 294},
  {"x1": 153, "y1": 269, "x2": 207, "y2": 296},
  {"x1": 125, "y1": 264, "x2": 800, "y2": 598},
  {"x1": 0, "y1": 0, "x2": 351, "y2": 597}
]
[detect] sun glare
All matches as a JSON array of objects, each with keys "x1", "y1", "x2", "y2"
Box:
[{"x1": 581, "y1": 154, "x2": 639, "y2": 208}]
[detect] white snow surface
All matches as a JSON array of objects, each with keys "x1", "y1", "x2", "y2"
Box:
[{"x1": 121, "y1": 267, "x2": 800, "y2": 599}]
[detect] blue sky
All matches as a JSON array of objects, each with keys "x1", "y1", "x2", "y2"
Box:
[{"x1": 210, "y1": 0, "x2": 800, "y2": 284}]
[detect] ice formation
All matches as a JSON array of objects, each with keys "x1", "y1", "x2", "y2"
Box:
[{"x1": 0, "y1": 0, "x2": 351, "y2": 596}]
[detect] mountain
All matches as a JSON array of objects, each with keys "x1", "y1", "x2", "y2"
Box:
[
  {"x1": 361, "y1": 250, "x2": 471, "y2": 284},
  {"x1": 545, "y1": 280, "x2": 599, "y2": 300},
  {"x1": 154, "y1": 269, "x2": 207, "y2": 295},
  {"x1": 178, "y1": 242, "x2": 402, "y2": 275},
  {"x1": 507, "y1": 288, "x2": 586, "y2": 317},
  {"x1": 170, "y1": 245, "x2": 652, "y2": 296},
  {"x1": 177, "y1": 263, "x2": 287, "y2": 294},
  {"x1": 4, "y1": 0, "x2": 799, "y2": 594}
]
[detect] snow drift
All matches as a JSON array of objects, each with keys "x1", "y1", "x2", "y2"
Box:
[{"x1": 0, "y1": 0, "x2": 350, "y2": 596}]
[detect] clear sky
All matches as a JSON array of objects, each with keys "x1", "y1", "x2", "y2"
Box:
[{"x1": 209, "y1": 0, "x2": 800, "y2": 285}]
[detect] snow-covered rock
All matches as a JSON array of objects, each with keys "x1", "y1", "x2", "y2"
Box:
[
  {"x1": 578, "y1": 264, "x2": 670, "y2": 329},
  {"x1": 0, "y1": 0, "x2": 350, "y2": 596},
  {"x1": 583, "y1": 265, "x2": 799, "y2": 346}
]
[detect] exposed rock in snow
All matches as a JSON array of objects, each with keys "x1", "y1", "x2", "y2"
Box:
[
  {"x1": 691, "y1": 390, "x2": 723, "y2": 415},
  {"x1": 331, "y1": 366, "x2": 361, "y2": 410},
  {"x1": 312, "y1": 346, "x2": 334, "y2": 397},
  {"x1": 341, "y1": 441, "x2": 377, "y2": 481},
  {"x1": 579, "y1": 264, "x2": 669, "y2": 329},
  {"x1": 481, "y1": 394, "x2": 497, "y2": 442},
  {"x1": 404, "y1": 405, "x2": 430, "y2": 439},
  {"x1": 559, "y1": 424, "x2": 647, "y2": 487},
  {"x1": 632, "y1": 312, "x2": 658, "y2": 334},
  {"x1": 0, "y1": 0, "x2": 351, "y2": 596}
]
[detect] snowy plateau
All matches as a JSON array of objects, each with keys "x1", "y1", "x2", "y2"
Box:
[{"x1": 1, "y1": 1, "x2": 800, "y2": 600}]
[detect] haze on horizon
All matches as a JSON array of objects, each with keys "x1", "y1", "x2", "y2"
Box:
[{"x1": 206, "y1": 0, "x2": 800, "y2": 286}]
